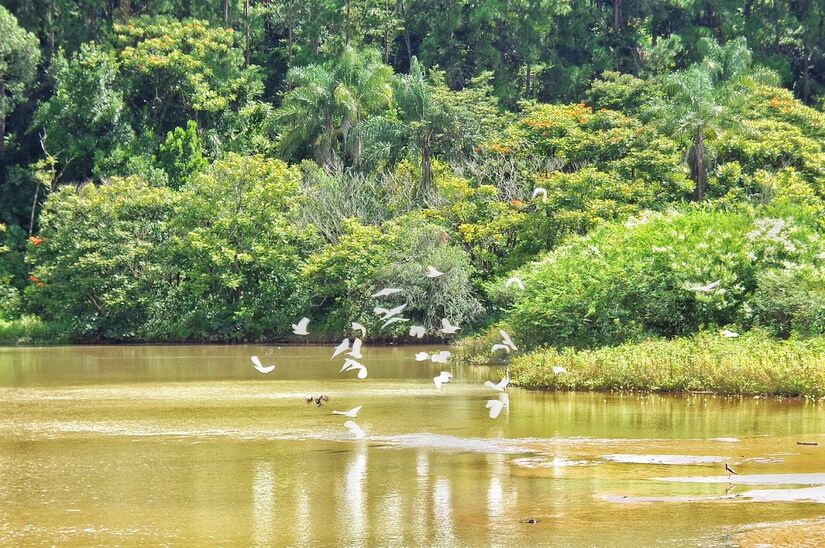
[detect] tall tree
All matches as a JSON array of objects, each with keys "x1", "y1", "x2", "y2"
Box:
[
  {"x1": 0, "y1": 6, "x2": 40, "y2": 158},
  {"x1": 275, "y1": 47, "x2": 393, "y2": 167},
  {"x1": 649, "y1": 37, "x2": 776, "y2": 201}
]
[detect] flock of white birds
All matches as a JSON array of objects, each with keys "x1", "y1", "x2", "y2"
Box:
[
  {"x1": 249, "y1": 210, "x2": 736, "y2": 440},
  {"x1": 248, "y1": 263, "x2": 550, "y2": 439}
]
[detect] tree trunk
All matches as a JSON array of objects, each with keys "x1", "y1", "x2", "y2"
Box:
[
  {"x1": 29, "y1": 181, "x2": 40, "y2": 236},
  {"x1": 421, "y1": 137, "x2": 432, "y2": 197},
  {"x1": 690, "y1": 130, "x2": 707, "y2": 201},
  {"x1": 0, "y1": 79, "x2": 5, "y2": 158},
  {"x1": 399, "y1": 0, "x2": 412, "y2": 66},
  {"x1": 345, "y1": 0, "x2": 351, "y2": 46},
  {"x1": 244, "y1": 0, "x2": 250, "y2": 66},
  {"x1": 525, "y1": 63, "x2": 532, "y2": 98},
  {"x1": 223, "y1": 0, "x2": 228, "y2": 25},
  {"x1": 612, "y1": 0, "x2": 622, "y2": 32}
]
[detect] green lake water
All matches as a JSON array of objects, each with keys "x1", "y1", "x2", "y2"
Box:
[{"x1": 1, "y1": 344, "x2": 824, "y2": 546}]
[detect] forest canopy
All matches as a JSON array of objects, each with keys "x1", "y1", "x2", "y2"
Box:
[{"x1": 1, "y1": 1, "x2": 825, "y2": 347}]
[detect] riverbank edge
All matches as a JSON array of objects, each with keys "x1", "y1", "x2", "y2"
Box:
[{"x1": 503, "y1": 331, "x2": 825, "y2": 399}]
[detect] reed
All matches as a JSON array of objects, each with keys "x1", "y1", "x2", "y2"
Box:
[{"x1": 507, "y1": 330, "x2": 825, "y2": 398}]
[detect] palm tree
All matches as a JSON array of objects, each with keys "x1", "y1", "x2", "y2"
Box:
[
  {"x1": 275, "y1": 47, "x2": 393, "y2": 168},
  {"x1": 649, "y1": 38, "x2": 776, "y2": 201}
]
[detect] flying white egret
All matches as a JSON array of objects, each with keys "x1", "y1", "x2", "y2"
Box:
[
  {"x1": 486, "y1": 399, "x2": 504, "y2": 419},
  {"x1": 332, "y1": 406, "x2": 363, "y2": 418},
  {"x1": 344, "y1": 420, "x2": 366, "y2": 439},
  {"x1": 433, "y1": 371, "x2": 452, "y2": 389},
  {"x1": 383, "y1": 303, "x2": 407, "y2": 319},
  {"x1": 409, "y1": 325, "x2": 426, "y2": 338},
  {"x1": 251, "y1": 356, "x2": 276, "y2": 374},
  {"x1": 339, "y1": 358, "x2": 368, "y2": 379},
  {"x1": 415, "y1": 352, "x2": 430, "y2": 361},
  {"x1": 347, "y1": 338, "x2": 363, "y2": 359},
  {"x1": 505, "y1": 277, "x2": 525, "y2": 290},
  {"x1": 372, "y1": 288, "x2": 403, "y2": 298},
  {"x1": 439, "y1": 318, "x2": 461, "y2": 335},
  {"x1": 484, "y1": 374, "x2": 510, "y2": 392},
  {"x1": 351, "y1": 322, "x2": 367, "y2": 337},
  {"x1": 491, "y1": 343, "x2": 511, "y2": 354},
  {"x1": 425, "y1": 265, "x2": 444, "y2": 278},
  {"x1": 431, "y1": 350, "x2": 451, "y2": 364},
  {"x1": 292, "y1": 317, "x2": 310, "y2": 335},
  {"x1": 382, "y1": 317, "x2": 409, "y2": 329},
  {"x1": 721, "y1": 329, "x2": 740, "y2": 338},
  {"x1": 687, "y1": 280, "x2": 720, "y2": 292},
  {"x1": 374, "y1": 306, "x2": 390, "y2": 316},
  {"x1": 332, "y1": 338, "x2": 351, "y2": 359},
  {"x1": 531, "y1": 187, "x2": 548, "y2": 203},
  {"x1": 499, "y1": 329, "x2": 517, "y2": 351},
  {"x1": 552, "y1": 365, "x2": 567, "y2": 375}
]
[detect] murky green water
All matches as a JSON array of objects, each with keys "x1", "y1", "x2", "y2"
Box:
[{"x1": 1, "y1": 344, "x2": 824, "y2": 546}]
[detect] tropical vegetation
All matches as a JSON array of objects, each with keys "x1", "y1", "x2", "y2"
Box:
[{"x1": 2, "y1": 2, "x2": 825, "y2": 395}]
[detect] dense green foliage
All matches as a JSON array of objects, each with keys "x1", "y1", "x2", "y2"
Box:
[
  {"x1": 502, "y1": 207, "x2": 825, "y2": 349},
  {"x1": 2, "y1": 1, "x2": 825, "y2": 376}
]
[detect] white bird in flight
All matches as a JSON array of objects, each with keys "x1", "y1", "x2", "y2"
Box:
[
  {"x1": 491, "y1": 343, "x2": 511, "y2": 354},
  {"x1": 484, "y1": 374, "x2": 510, "y2": 392},
  {"x1": 552, "y1": 365, "x2": 567, "y2": 375},
  {"x1": 486, "y1": 399, "x2": 504, "y2": 419},
  {"x1": 433, "y1": 371, "x2": 452, "y2": 389},
  {"x1": 377, "y1": 303, "x2": 407, "y2": 320},
  {"x1": 344, "y1": 420, "x2": 366, "y2": 439},
  {"x1": 425, "y1": 265, "x2": 444, "y2": 278},
  {"x1": 505, "y1": 276, "x2": 525, "y2": 290},
  {"x1": 351, "y1": 322, "x2": 367, "y2": 337},
  {"x1": 532, "y1": 187, "x2": 548, "y2": 203},
  {"x1": 382, "y1": 317, "x2": 409, "y2": 329},
  {"x1": 409, "y1": 325, "x2": 426, "y2": 338},
  {"x1": 499, "y1": 329, "x2": 517, "y2": 351},
  {"x1": 332, "y1": 405, "x2": 363, "y2": 418},
  {"x1": 431, "y1": 350, "x2": 451, "y2": 364},
  {"x1": 721, "y1": 329, "x2": 739, "y2": 338},
  {"x1": 292, "y1": 317, "x2": 310, "y2": 335},
  {"x1": 347, "y1": 338, "x2": 363, "y2": 359},
  {"x1": 439, "y1": 318, "x2": 461, "y2": 335},
  {"x1": 332, "y1": 338, "x2": 350, "y2": 359},
  {"x1": 339, "y1": 358, "x2": 368, "y2": 379},
  {"x1": 687, "y1": 280, "x2": 720, "y2": 292},
  {"x1": 251, "y1": 356, "x2": 275, "y2": 374},
  {"x1": 415, "y1": 352, "x2": 430, "y2": 361},
  {"x1": 372, "y1": 288, "x2": 403, "y2": 298}
]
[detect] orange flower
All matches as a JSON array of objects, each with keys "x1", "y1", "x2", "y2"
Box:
[
  {"x1": 29, "y1": 236, "x2": 44, "y2": 246},
  {"x1": 511, "y1": 199, "x2": 524, "y2": 207},
  {"x1": 28, "y1": 275, "x2": 45, "y2": 287}
]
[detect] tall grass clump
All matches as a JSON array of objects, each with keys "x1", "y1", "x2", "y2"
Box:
[{"x1": 509, "y1": 331, "x2": 825, "y2": 398}]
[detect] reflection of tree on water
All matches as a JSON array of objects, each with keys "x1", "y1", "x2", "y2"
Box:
[
  {"x1": 252, "y1": 461, "x2": 275, "y2": 547},
  {"x1": 343, "y1": 445, "x2": 367, "y2": 545}
]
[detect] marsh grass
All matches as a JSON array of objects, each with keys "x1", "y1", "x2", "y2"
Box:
[
  {"x1": 508, "y1": 331, "x2": 825, "y2": 398},
  {"x1": 0, "y1": 315, "x2": 69, "y2": 345}
]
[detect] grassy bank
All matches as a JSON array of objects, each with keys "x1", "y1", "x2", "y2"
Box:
[
  {"x1": 507, "y1": 331, "x2": 825, "y2": 398},
  {"x1": 0, "y1": 316, "x2": 69, "y2": 346}
]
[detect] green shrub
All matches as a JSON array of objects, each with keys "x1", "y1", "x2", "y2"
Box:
[{"x1": 505, "y1": 208, "x2": 823, "y2": 349}]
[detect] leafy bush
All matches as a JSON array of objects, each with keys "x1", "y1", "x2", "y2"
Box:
[
  {"x1": 27, "y1": 177, "x2": 178, "y2": 340},
  {"x1": 505, "y1": 208, "x2": 823, "y2": 349},
  {"x1": 749, "y1": 265, "x2": 825, "y2": 338},
  {"x1": 148, "y1": 154, "x2": 307, "y2": 341}
]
